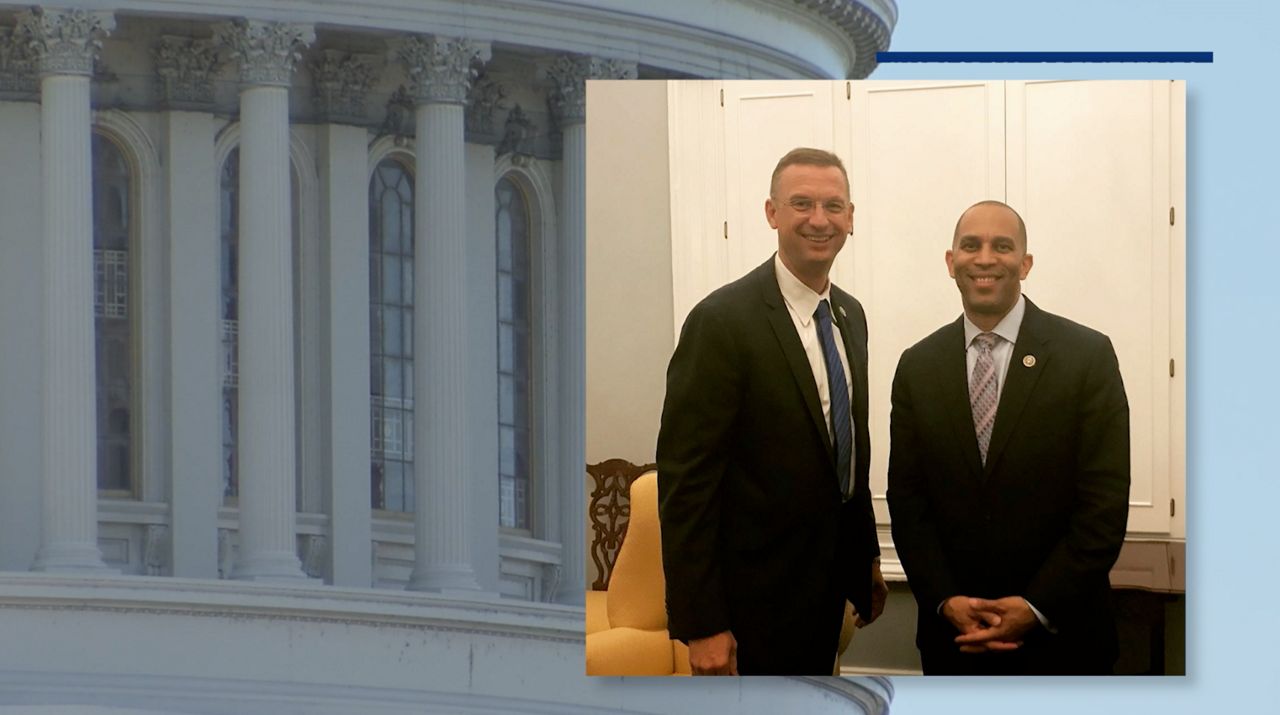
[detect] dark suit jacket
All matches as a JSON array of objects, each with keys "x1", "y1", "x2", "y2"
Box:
[
  {"x1": 657, "y1": 256, "x2": 879, "y2": 674},
  {"x1": 887, "y1": 297, "x2": 1130, "y2": 674}
]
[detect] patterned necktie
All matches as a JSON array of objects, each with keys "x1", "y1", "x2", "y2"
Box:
[
  {"x1": 970, "y1": 332, "x2": 1000, "y2": 465},
  {"x1": 814, "y1": 300, "x2": 852, "y2": 500}
]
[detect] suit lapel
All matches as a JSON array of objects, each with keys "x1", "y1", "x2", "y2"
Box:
[
  {"x1": 938, "y1": 318, "x2": 986, "y2": 482},
  {"x1": 757, "y1": 260, "x2": 831, "y2": 457},
  {"x1": 984, "y1": 299, "x2": 1050, "y2": 477}
]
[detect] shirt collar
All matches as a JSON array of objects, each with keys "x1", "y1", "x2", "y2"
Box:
[
  {"x1": 963, "y1": 294, "x2": 1026, "y2": 348},
  {"x1": 774, "y1": 253, "x2": 830, "y2": 326}
]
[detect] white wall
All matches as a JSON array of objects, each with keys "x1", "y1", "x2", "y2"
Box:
[{"x1": 584, "y1": 80, "x2": 674, "y2": 467}]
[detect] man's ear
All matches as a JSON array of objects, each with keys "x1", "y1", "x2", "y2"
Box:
[
  {"x1": 1020, "y1": 253, "x2": 1034, "y2": 280},
  {"x1": 945, "y1": 249, "x2": 956, "y2": 278},
  {"x1": 765, "y1": 197, "x2": 779, "y2": 229}
]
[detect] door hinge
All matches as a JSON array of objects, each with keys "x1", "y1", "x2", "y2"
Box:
[
  {"x1": 723, "y1": 220, "x2": 728, "y2": 240},
  {"x1": 1169, "y1": 206, "x2": 1175, "y2": 226},
  {"x1": 720, "y1": 88, "x2": 724, "y2": 107},
  {"x1": 1169, "y1": 358, "x2": 1175, "y2": 377},
  {"x1": 1170, "y1": 498, "x2": 1176, "y2": 517},
  {"x1": 846, "y1": 81, "x2": 851, "y2": 99}
]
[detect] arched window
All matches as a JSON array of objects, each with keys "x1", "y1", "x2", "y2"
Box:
[
  {"x1": 495, "y1": 176, "x2": 532, "y2": 530},
  {"x1": 92, "y1": 133, "x2": 133, "y2": 494},
  {"x1": 369, "y1": 158, "x2": 415, "y2": 512},
  {"x1": 219, "y1": 149, "x2": 240, "y2": 500}
]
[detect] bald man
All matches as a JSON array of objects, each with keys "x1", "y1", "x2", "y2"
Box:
[{"x1": 887, "y1": 201, "x2": 1130, "y2": 675}]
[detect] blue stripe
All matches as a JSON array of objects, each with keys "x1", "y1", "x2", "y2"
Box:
[{"x1": 876, "y1": 51, "x2": 1212, "y2": 63}]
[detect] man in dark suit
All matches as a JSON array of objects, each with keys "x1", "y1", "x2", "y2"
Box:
[
  {"x1": 657, "y1": 148, "x2": 887, "y2": 675},
  {"x1": 887, "y1": 200, "x2": 1130, "y2": 675}
]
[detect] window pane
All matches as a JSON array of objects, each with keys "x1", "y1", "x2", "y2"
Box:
[
  {"x1": 381, "y1": 189, "x2": 402, "y2": 254},
  {"x1": 499, "y1": 476, "x2": 515, "y2": 529},
  {"x1": 514, "y1": 477, "x2": 528, "y2": 530},
  {"x1": 499, "y1": 374, "x2": 514, "y2": 424},
  {"x1": 403, "y1": 355, "x2": 414, "y2": 408},
  {"x1": 371, "y1": 461, "x2": 385, "y2": 509},
  {"x1": 384, "y1": 305, "x2": 402, "y2": 357},
  {"x1": 222, "y1": 389, "x2": 238, "y2": 499},
  {"x1": 384, "y1": 357, "x2": 402, "y2": 400},
  {"x1": 499, "y1": 424, "x2": 515, "y2": 477},
  {"x1": 403, "y1": 309, "x2": 414, "y2": 364},
  {"x1": 384, "y1": 461, "x2": 404, "y2": 513},
  {"x1": 403, "y1": 410, "x2": 415, "y2": 460},
  {"x1": 498, "y1": 323, "x2": 513, "y2": 374},
  {"x1": 369, "y1": 305, "x2": 382, "y2": 361},
  {"x1": 403, "y1": 260, "x2": 414, "y2": 305},
  {"x1": 368, "y1": 250, "x2": 382, "y2": 302},
  {"x1": 496, "y1": 215, "x2": 512, "y2": 271},
  {"x1": 497, "y1": 273, "x2": 512, "y2": 322},
  {"x1": 382, "y1": 254, "x2": 401, "y2": 305}
]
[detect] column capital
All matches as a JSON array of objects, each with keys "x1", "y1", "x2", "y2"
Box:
[
  {"x1": 153, "y1": 35, "x2": 224, "y2": 110},
  {"x1": 545, "y1": 55, "x2": 636, "y2": 127},
  {"x1": 0, "y1": 25, "x2": 38, "y2": 93},
  {"x1": 15, "y1": 7, "x2": 114, "y2": 77},
  {"x1": 214, "y1": 19, "x2": 314, "y2": 88},
  {"x1": 309, "y1": 50, "x2": 378, "y2": 124},
  {"x1": 394, "y1": 35, "x2": 490, "y2": 106}
]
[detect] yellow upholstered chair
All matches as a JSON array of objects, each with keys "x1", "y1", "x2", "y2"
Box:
[
  {"x1": 585, "y1": 467, "x2": 857, "y2": 676},
  {"x1": 586, "y1": 470, "x2": 691, "y2": 675}
]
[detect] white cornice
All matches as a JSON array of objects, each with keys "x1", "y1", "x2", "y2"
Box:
[
  {"x1": 0, "y1": 572, "x2": 585, "y2": 641},
  {"x1": 0, "y1": 0, "x2": 896, "y2": 78}
]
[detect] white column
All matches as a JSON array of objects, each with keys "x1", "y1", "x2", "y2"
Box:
[
  {"x1": 546, "y1": 56, "x2": 636, "y2": 604},
  {"x1": 18, "y1": 7, "x2": 115, "y2": 573},
  {"x1": 396, "y1": 35, "x2": 490, "y2": 594},
  {"x1": 157, "y1": 36, "x2": 223, "y2": 579},
  {"x1": 217, "y1": 19, "x2": 315, "y2": 581},
  {"x1": 0, "y1": 101, "x2": 44, "y2": 572},
  {"x1": 310, "y1": 52, "x2": 377, "y2": 587}
]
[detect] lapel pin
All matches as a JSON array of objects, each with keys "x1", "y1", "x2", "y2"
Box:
[
  {"x1": 838, "y1": 305, "x2": 847, "y2": 319},
  {"x1": 1022, "y1": 355, "x2": 1036, "y2": 368}
]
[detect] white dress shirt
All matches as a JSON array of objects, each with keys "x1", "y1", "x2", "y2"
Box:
[{"x1": 773, "y1": 254, "x2": 854, "y2": 484}]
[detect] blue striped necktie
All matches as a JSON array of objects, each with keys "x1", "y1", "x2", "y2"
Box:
[{"x1": 814, "y1": 300, "x2": 852, "y2": 500}]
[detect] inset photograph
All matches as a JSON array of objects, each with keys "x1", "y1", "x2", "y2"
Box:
[{"x1": 586, "y1": 79, "x2": 1185, "y2": 676}]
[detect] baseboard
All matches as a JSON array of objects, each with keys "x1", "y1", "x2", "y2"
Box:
[{"x1": 840, "y1": 665, "x2": 923, "y2": 676}]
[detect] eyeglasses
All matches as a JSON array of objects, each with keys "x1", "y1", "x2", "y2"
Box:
[{"x1": 782, "y1": 197, "x2": 852, "y2": 215}]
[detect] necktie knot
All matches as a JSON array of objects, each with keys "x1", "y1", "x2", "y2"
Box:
[
  {"x1": 814, "y1": 299, "x2": 833, "y2": 325},
  {"x1": 974, "y1": 331, "x2": 999, "y2": 352}
]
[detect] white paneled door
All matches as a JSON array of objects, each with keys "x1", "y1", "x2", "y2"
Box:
[{"x1": 666, "y1": 80, "x2": 1185, "y2": 550}]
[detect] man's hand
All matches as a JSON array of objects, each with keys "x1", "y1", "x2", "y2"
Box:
[
  {"x1": 688, "y1": 630, "x2": 738, "y2": 675},
  {"x1": 855, "y1": 561, "x2": 889, "y2": 627},
  {"x1": 952, "y1": 596, "x2": 1039, "y2": 653},
  {"x1": 940, "y1": 595, "x2": 1017, "y2": 653}
]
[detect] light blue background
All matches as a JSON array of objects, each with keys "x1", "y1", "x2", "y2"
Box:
[{"x1": 875, "y1": 0, "x2": 1278, "y2": 711}]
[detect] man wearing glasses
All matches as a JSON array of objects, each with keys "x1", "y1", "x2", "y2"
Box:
[{"x1": 658, "y1": 148, "x2": 887, "y2": 675}]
